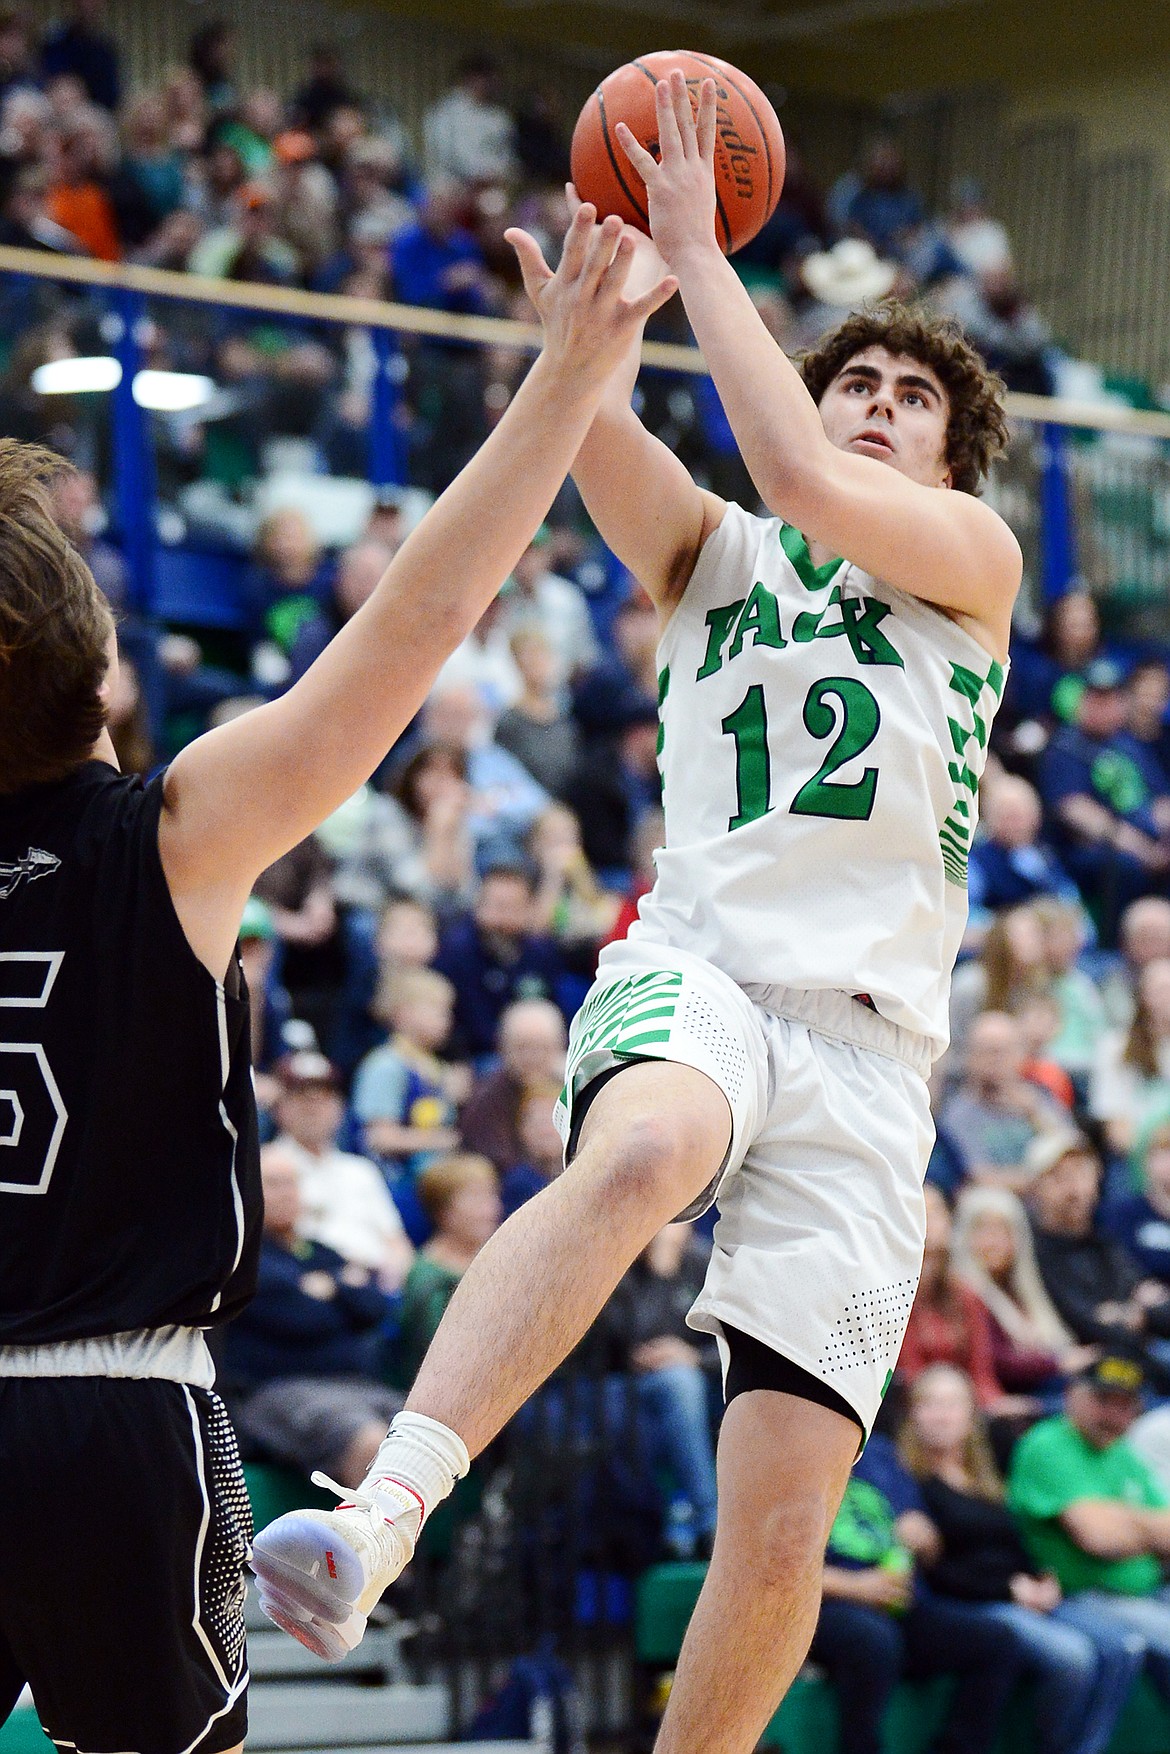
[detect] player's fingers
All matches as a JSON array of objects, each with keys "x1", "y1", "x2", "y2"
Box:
[
  {"x1": 627, "y1": 270, "x2": 679, "y2": 325},
  {"x1": 669, "y1": 69, "x2": 696, "y2": 156},
  {"x1": 655, "y1": 77, "x2": 684, "y2": 163},
  {"x1": 598, "y1": 228, "x2": 636, "y2": 293},
  {"x1": 557, "y1": 201, "x2": 598, "y2": 281},
  {"x1": 581, "y1": 211, "x2": 624, "y2": 290},
  {"x1": 503, "y1": 227, "x2": 555, "y2": 302},
  {"x1": 614, "y1": 121, "x2": 657, "y2": 183},
  {"x1": 697, "y1": 78, "x2": 718, "y2": 161},
  {"x1": 565, "y1": 182, "x2": 582, "y2": 215}
]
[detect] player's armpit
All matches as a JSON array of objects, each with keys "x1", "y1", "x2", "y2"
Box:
[{"x1": 762, "y1": 450, "x2": 1021, "y2": 660}]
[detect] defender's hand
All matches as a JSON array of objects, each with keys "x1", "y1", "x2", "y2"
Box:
[
  {"x1": 615, "y1": 72, "x2": 720, "y2": 269},
  {"x1": 506, "y1": 202, "x2": 677, "y2": 382},
  {"x1": 565, "y1": 181, "x2": 672, "y2": 305}
]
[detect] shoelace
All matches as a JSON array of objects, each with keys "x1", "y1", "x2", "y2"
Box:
[
  {"x1": 310, "y1": 1471, "x2": 424, "y2": 1531},
  {"x1": 310, "y1": 1470, "x2": 374, "y2": 1511}
]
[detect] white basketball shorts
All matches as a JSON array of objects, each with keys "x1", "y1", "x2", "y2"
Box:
[{"x1": 554, "y1": 938, "x2": 934, "y2": 1436}]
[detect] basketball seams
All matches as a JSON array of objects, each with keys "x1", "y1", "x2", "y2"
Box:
[
  {"x1": 595, "y1": 87, "x2": 650, "y2": 228},
  {"x1": 578, "y1": 52, "x2": 781, "y2": 256},
  {"x1": 687, "y1": 50, "x2": 776, "y2": 215},
  {"x1": 630, "y1": 56, "x2": 732, "y2": 252}
]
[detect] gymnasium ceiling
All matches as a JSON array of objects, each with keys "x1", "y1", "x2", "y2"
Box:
[{"x1": 356, "y1": 0, "x2": 1170, "y2": 100}]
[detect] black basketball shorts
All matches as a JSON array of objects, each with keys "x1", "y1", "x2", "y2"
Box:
[{"x1": 0, "y1": 1377, "x2": 252, "y2": 1754}]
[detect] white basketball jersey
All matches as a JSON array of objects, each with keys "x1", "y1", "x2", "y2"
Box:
[{"x1": 627, "y1": 502, "x2": 1007, "y2": 1058}]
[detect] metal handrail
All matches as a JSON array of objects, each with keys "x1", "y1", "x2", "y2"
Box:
[{"x1": 4, "y1": 242, "x2": 1170, "y2": 437}]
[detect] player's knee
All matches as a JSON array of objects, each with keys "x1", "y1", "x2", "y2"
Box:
[
  {"x1": 593, "y1": 1111, "x2": 708, "y2": 1211},
  {"x1": 744, "y1": 1491, "x2": 837, "y2": 1594}
]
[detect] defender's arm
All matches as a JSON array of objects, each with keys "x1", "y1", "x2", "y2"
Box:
[{"x1": 158, "y1": 210, "x2": 677, "y2": 979}]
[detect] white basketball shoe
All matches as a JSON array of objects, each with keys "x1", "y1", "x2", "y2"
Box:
[{"x1": 249, "y1": 1473, "x2": 424, "y2": 1662}]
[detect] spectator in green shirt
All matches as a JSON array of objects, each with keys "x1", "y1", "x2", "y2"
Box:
[{"x1": 1008, "y1": 1353, "x2": 1170, "y2": 1697}]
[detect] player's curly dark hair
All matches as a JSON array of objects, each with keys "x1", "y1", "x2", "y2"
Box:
[
  {"x1": 799, "y1": 301, "x2": 1011, "y2": 496},
  {"x1": 0, "y1": 440, "x2": 112, "y2": 794}
]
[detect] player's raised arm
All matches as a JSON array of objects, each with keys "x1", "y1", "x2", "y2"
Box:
[
  {"x1": 159, "y1": 207, "x2": 676, "y2": 975},
  {"x1": 518, "y1": 207, "x2": 724, "y2": 615},
  {"x1": 617, "y1": 74, "x2": 1021, "y2": 650}
]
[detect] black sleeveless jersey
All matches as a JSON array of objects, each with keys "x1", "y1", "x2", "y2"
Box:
[{"x1": 0, "y1": 761, "x2": 262, "y2": 1345}]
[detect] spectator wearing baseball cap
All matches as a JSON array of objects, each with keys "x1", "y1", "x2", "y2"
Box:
[
  {"x1": 269, "y1": 128, "x2": 340, "y2": 279},
  {"x1": 188, "y1": 176, "x2": 298, "y2": 284},
  {"x1": 1007, "y1": 1352, "x2": 1170, "y2": 1703},
  {"x1": 1038, "y1": 656, "x2": 1170, "y2": 947},
  {"x1": 272, "y1": 1050, "x2": 414, "y2": 1292}
]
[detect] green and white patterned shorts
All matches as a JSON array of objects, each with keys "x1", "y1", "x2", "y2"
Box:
[
  {"x1": 554, "y1": 936, "x2": 934, "y2": 1435},
  {"x1": 554, "y1": 941, "x2": 764, "y2": 1220}
]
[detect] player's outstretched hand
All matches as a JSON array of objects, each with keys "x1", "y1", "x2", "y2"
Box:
[
  {"x1": 564, "y1": 181, "x2": 672, "y2": 305},
  {"x1": 615, "y1": 71, "x2": 719, "y2": 269},
  {"x1": 505, "y1": 202, "x2": 677, "y2": 383}
]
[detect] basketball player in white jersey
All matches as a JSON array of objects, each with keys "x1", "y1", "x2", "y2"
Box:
[{"x1": 253, "y1": 76, "x2": 1022, "y2": 1754}]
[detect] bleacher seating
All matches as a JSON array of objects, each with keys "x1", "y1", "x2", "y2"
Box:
[{"x1": 634, "y1": 1562, "x2": 1170, "y2": 1754}]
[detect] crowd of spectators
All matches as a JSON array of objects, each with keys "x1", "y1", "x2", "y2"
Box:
[
  {"x1": 14, "y1": 4, "x2": 1170, "y2": 1743},
  {"x1": 0, "y1": 1, "x2": 1064, "y2": 527}
]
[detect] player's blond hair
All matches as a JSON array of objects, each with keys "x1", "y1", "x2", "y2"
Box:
[
  {"x1": 0, "y1": 440, "x2": 113, "y2": 794},
  {"x1": 800, "y1": 301, "x2": 1011, "y2": 496}
]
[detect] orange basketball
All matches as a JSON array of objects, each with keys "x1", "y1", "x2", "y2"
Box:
[{"x1": 570, "y1": 50, "x2": 785, "y2": 256}]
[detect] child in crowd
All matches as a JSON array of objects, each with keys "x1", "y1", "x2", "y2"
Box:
[
  {"x1": 333, "y1": 892, "x2": 441, "y2": 1076},
  {"x1": 1033, "y1": 896, "x2": 1108, "y2": 1103},
  {"x1": 527, "y1": 800, "x2": 621, "y2": 964},
  {"x1": 1013, "y1": 991, "x2": 1075, "y2": 1110},
  {"x1": 389, "y1": 1154, "x2": 502, "y2": 1390},
  {"x1": 352, "y1": 966, "x2": 467, "y2": 1177},
  {"x1": 494, "y1": 628, "x2": 580, "y2": 797}
]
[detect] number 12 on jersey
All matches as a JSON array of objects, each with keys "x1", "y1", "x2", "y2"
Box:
[{"x1": 720, "y1": 676, "x2": 882, "y2": 830}]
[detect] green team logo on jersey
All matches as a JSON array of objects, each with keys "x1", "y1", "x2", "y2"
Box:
[
  {"x1": 696, "y1": 580, "x2": 904, "y2": 682},
  {"x1": 939, "y1": 657, "x2": 1006, "y2": 886}
]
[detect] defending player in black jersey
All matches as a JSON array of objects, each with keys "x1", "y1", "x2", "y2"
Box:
[{"x1": 0, "y1": 208, "x2": 675, "y2": 1754}]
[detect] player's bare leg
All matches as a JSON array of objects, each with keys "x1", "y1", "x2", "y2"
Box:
[
  {"x1": 251, "y1": 1060, "x2": 731, "y2": 1652},
  {"x1": 404, "y1": 1058, "x2": 731, "y2": 1450},
  {"x1": 655, "y1": 1391, "x2": 857, "y2": 1754}
]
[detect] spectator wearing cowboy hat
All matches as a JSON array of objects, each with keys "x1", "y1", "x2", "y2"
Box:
[{"x1": 791, "y1": 236, "x2": 899, "y2": 350}]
